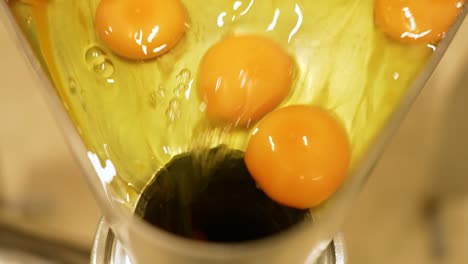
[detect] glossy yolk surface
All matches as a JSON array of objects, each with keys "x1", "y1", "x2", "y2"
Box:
[
  {"x1": 199, "y1": 35, "x2": 294, "y2": 127},
  {"x1": 375, "y1": 0, "x2": 465, "y2": 44},
  {"x1": 95, "y1": 0, "x2": 187, "y2": 60},
  {"x1": 245, "y1": 105, "x2": 351, "y2": 209}
]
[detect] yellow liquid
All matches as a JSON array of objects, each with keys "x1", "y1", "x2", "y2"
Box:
[{"x1": 9, "y1": 0, "x2": 431, "y2": 206}]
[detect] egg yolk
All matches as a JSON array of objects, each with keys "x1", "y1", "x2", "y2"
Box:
[
  {"x1": 375, "y1": 0, "x2": 465, "y2": 44},
  {"x1": 244, "y1": 105, "x2": 351, "y2": 209},
  {"x1": 199, "y1": 35, "x2": 294, "y2": 127},
  {"x1": 95, "y1": 0, "x2": 187, "y2": 60}
]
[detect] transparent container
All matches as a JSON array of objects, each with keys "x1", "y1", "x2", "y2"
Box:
[{"x1": 1, "y1": 1, "x2": 467, "y2": 263}]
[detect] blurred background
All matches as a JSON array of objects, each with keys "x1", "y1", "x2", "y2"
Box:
[{"x1": 1, "y1": 13, "x2": 468, "y2": 264}]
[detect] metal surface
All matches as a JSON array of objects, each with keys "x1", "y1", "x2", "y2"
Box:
[{"x1": 91, "y1": 219, "x2": 345, "y2": 264}]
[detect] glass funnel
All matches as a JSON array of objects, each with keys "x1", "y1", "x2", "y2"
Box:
[{"x1": 1, "y1": 1, "x2": 467, "y2": 263}]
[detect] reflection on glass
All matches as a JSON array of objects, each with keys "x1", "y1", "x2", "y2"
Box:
[{"x1": 3, "y1": 0, "x2": 466, "y2": 263}]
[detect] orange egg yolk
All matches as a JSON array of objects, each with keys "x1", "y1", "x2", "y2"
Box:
[
  {"x1": 95, "y1": 0, "x2": 187, "y2": 60},
  {"x1": 375, "y1": 0, "x2": 465, "y2": 44},
  {"x1": 244, "y1": 105, "x2": 351, "y2": 209},
  {"x1": 199, "y1": 35, "x2": 294, "y2": 127}
]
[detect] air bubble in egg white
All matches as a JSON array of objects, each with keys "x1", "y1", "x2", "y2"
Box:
[
  {"x1": 93, "y1": 59, "x2": 114, "y2": 78},
  {"x1": 85, "y1": 46, "x2": 106, "y2": 64},
  {"x1": 174, "y1": 83, "x2": 185, "y2": 97},
  {"x1": 69, "y1": 78, "x2": 77, "y2": 94},
  {"x1": 177, "y1": 68, "x2": 191, "y2": 82},
  {"x1": 166, "y1": 99, "x2": 181, "y2": 123}
]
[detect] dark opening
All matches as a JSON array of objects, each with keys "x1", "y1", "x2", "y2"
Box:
[{"x1": 135, "y1": 146, "x2": 310, "y2": 243}]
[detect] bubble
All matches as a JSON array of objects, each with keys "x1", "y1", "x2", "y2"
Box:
[
  {"x1": 174, "y1": 83, "x2": 185, "y2": 97},
  {"x1": 166, "y1": 98, "x2": 181, "y2": 122},
  {"x1": 93, "y1": 59, "x2": 114, "y2": 78},
  {"x1": 150, "y1": 91, "x2": 158, "y2": 107},
  {"x1": 26, "y1": 16, "x2": 32, "y2": 26},
  {"x1": 69, "y1": 78, "x2": 77, "y2": 94},
  {"x1": 166, "y1": 109, "x2": 180, "y2": 122},
  {"x1": 149, "y1": 90, "x2": 163, "y2": 108},
  {"x1": 158, "y1": 85, "x2": 166, "y2": 98},
  {"x1": 85, "y1": 46, "x2": 114, "y2": 79},
  {"x1": 199, "y1": 102, "x2": 207, "y2": 112},
  {"x1": 85, "y1": 46, "x2": 106, "y2": 65},
  {"x1": 177, "y1": 68, "x2": 191, "y2": 82},
  {"x1": 169, "y1": 98, "x2": 180, "y2": 109}
]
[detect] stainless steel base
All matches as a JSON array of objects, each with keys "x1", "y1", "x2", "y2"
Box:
[{"x1": 91, "y1": 219, "x2": 345, "y2": 264}]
